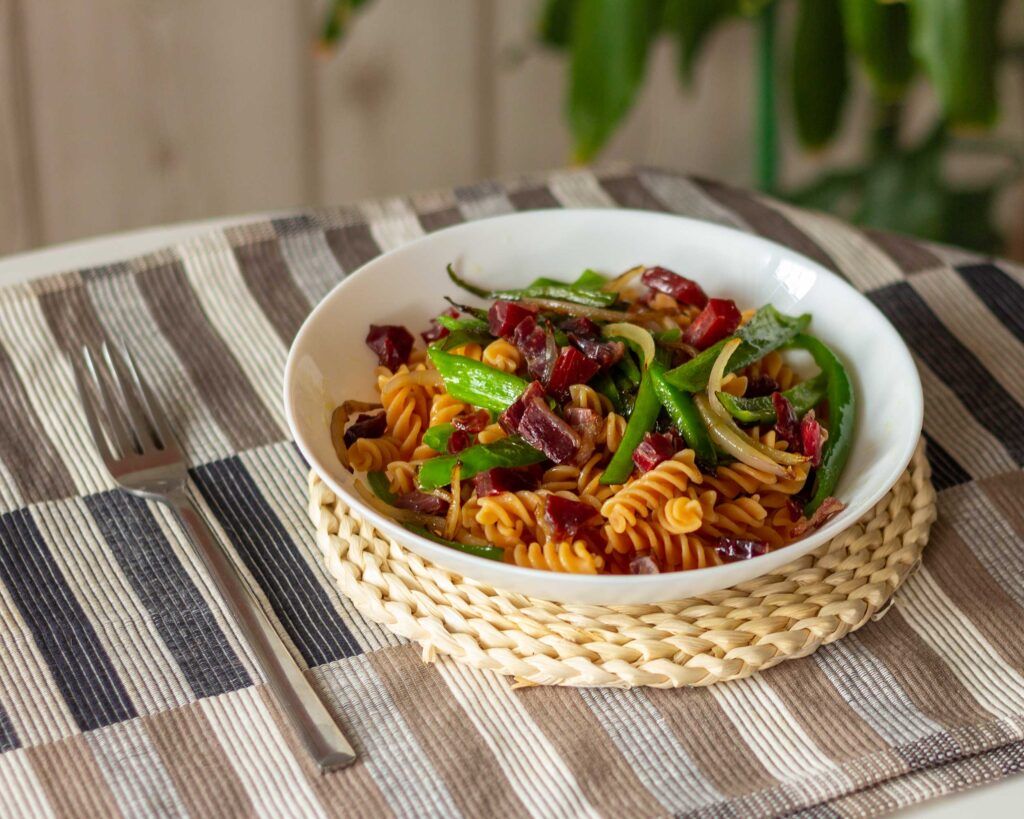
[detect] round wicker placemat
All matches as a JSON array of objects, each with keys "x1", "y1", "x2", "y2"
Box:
[{"x1": 307, "y1": 441, "x2": 936, "y2": 688}]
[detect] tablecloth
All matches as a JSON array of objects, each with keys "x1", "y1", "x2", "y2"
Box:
[{"x1": 0, "y1": 166, "x2": 1021, "y2": 818}]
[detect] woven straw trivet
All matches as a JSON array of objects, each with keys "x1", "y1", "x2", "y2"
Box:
[{"x1": 307, "y1": 440, "x2": 936, "y2": 688}]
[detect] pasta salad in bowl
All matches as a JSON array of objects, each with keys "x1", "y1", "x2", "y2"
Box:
[{"x1": 284, "y1": 209, "x2": 921, "y2": 603}]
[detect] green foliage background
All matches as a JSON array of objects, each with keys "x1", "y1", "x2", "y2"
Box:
[{"x1": 323, "y1": 0, "x2": 1022, "y2": 253}]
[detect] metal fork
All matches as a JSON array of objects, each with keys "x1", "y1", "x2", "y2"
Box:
[{"x1": 73, "y1": 341, "x2": 355, "y2": 772}]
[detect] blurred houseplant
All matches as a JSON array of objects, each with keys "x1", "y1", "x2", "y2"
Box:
[{"x1": 322, "y1": 0, "x2": 1020, "y2": 253}]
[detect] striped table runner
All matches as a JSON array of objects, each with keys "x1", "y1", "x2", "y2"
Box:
[{"x1": 0, "y1": 167, "x2": 1022, "y2": 818}]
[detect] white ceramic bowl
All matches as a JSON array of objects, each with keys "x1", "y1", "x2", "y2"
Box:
[{"x1": 284, "y1": 209, "x2": 922, "y2": 604}]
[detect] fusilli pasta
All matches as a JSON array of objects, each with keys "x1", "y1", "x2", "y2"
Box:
[
  {"x1": 481, "y1": 339, "x2": 522, "y2": 373},
  {"x1": 512, "y1": 540, "x2": 605, "y2": 573},
  {"x1": 601, "y1": 450, "x2": 702, "y2": 533}
]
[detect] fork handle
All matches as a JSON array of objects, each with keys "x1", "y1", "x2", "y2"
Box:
[{"x1": 170, "y1": 492, "x2": 356, "y2": 772}]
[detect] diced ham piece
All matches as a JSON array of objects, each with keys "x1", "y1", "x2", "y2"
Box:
[
  {"x1": 641, "y1": 266, "x2": 709, "y2": 308},
  {"x1": 791, "y1": 497, "x2": 845, "y2": 537},
  {"x1": 682, "y1": 299, "x2": 741, "y2": 350},
  {"x1": 629, "y1": 555, "x2": 660, "y2": 574},
  {"x1": 446, "y1": 429, "x2": 471, "y2": 453},
  {"x1": 366, "y1": 324, "x2": 414, "y2": 370},
  {"x1": 714, "y1": 537, "x2": 769, "y2": 562},
  {"x1": 343, "y1": 411, "x2": 387, "y2": 447},
  {"x1": 498, "y1": 381, "x2": 547, "y2": 434},
  {"x1": 518, "y1": 397, "x2": 580, "y2": 464},
  {"x1": 394, "y1": 492, "x2": 449, "y2": 516},
  {"x1": 501, "y1": 383, "x2": 580, "y2": 464},
  {"x1": 547, "y1": 347, "x2": 600, "y2": 399},
  {"x1": 564, "y1": 406, "x2": 602, "y2": 466},
  {"x1": 564, "y1": 406, "x2": 601, "y2": 436},
  {"x1": 513, "y1": 315, "x2": 559, "y2": 383},
  {"x1": 421, "y1": 307, "x2": 458, "y2": 345},
  {"x1": 453, "y1": 409, "x2": 490, "y2": 435},
  {"x1": 632, "y1": 431, "x2": 680, "y2": 473},
  {"x1": 488, "y1": 300, "x2": 537, "y2": 338},
  {"x1": 559, "y1": 316, "x2": 602, "y2": 340},
  {"x1": 745, "y1": 374, "x2": 780, "y2": 398},
  {"x1": 544, "y1": 495, "x2": 598, "y2": 540},
  {"x1": 570, "y1": 335, "x2": 625, "y2": 370},
  {"x1": 772, "y1": 392, "x2": 801, "y2": 451},
  {"x1": 800, "y1": 410, "x2": 823, "y2": 467},
  {"x1": 472, "y1": 466, "x2": 542, "y2": 497}
]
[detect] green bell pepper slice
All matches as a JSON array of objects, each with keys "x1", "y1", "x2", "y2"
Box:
[
  {"x1": 448, "y1": 264, "x2": 617, "y2": 308},
  {"x1": 403, "y1": 523, "x2": 505, "y2": 562},
  {"x1": 366, "y1": 471, "x2": 396, "y2": 504},
  {"x1": 663, "y1": 305, "x2": 811, "y2": 393},
  {"x1": 427, "y1": 347, "x2": 528, "y2": 412},
  {"x1": 790, "y1": 334, "x2": 855, "y2": 515},
  {"x1": 600, "y1": 369, "x2": 661, "y2": 484},
  {"x1": 421, "y1": 423, "x2": 454, "y2": 451},
  {"x1": 716, "y1": 372, "x2": 828, "y2": 424},
  {"x1": 417, "y1": 436, "x2": 545, "y2": 491},
  {"x1": 649, "y1": 361, "x2": 717, "y2": 468}
]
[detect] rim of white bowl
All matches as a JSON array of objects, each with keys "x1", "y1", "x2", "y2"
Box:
[{"x1": 284, "y1": 208, "x2": 923, "y2": 591}]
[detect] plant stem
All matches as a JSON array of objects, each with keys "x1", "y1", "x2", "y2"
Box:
[
  {"x1": 755, "y1": 2, "x2": 778, "y2": 193},
  {"x1": 871, "y1": 100, "x2": 901, "y2": 156}
]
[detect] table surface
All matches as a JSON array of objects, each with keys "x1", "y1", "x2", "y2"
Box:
[{"x1": 2, "y1": 214, "x2": 1019, "y2": 819}]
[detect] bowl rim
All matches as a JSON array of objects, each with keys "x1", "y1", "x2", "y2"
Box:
[{"x1": 284, "y1": 207, "x2": 924, "y2": 591}]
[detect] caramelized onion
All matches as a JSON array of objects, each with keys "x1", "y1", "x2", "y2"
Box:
[
  {"x1": 602, "y1": 264, "x2": 645, "y2": 294},
  {"x1": 330, "y1": 400, "x2": 383, "y2": 469},
  {"x1": 694, "y1": 394, "x2": 790, "y2": 477},
  {"x1": 704, "y1": 339, "x2": 806, "y2": 468},
  {"x1": 603, "y1": 322, "x2": 655, "y2": 367}
]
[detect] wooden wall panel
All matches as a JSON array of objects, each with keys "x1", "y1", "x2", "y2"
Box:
[
  {"x1": 492, "y1": 1, "x2": 569, "y2": 177},
  {"x1": 0, "y1": 0, "x2": 1020, "y2": 257},
  {"x1": 19, "y1": 0, "x2": 310, "y2": 245},
  {"x1": 0, "y1": 0, "x2": 35, "y2": 254},
  {"x1": 314, "y1": 0, "x2": 488, "y2": 204}
]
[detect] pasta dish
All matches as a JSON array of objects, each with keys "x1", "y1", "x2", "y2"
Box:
[{"x1": 331, "y1": 264, "x2": 853, "y2": 575}]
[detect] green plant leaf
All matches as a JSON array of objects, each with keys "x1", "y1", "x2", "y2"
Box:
[
  {"x1": 664, "y1": 0, "x2": 737, "y2": 84},
  {"x1": 737, "y1": 0, "x2": 773, "y2": 16},
  {"x1": 793, "y1": 0, "x2": 849, "y2": 148},
  {"x1": 855, "y1": 125, "x2": 946, "y2": 239},
  {"x1": 841, "y1": 0, "x2": 914, "y2": 100},
  {"x1": 568, "y1": 0, "x2": 658, "y2": 162},
  {"x1": 786, "y1": 168, "x2": 865, "y2": 218},
  {"x1": 538, "y1": 0, "x2": 575, "y2": 49},
  {"x1": 910, "y1": 0, "x2": 1005, "y2": 127},
  {"x1": 938, "y1": 188, "x2": 1002, "y2": 253},
  {"x1": 319, "y1": 0, "x2": 373, "y2": 49}
]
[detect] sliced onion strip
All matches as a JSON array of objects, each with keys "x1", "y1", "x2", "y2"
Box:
[
  {"x1": 602, "y1": 264, "x2": 645, "y2": 293},
  {"x1": 701, "y1": 340, "x2": 807, "y2": 470},
  {"x1": 603, "y1": 322, "x2": 656, "y2": 367},
  {"x1": 330, "y1": 400, "x2": 383, "y2": 469},
  {"x1": 707, "y1": 338, "x2": 742, "y2": 418},
  {"x1": 694, "y1": 395, "x2": 790, "y2": 477}
]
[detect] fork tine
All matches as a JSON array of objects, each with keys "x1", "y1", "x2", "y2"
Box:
[
  {"x1": 84, "y1": 345, "x2": 136, "y2": 457},
  {"x1": 120, "y1": 343, "x2": 176, "y2": 451},
  {"x1": 102, "y1": 341, "x2": 158, "y2": 452},
  {"x1": 71, "y1": 352, "x2": 113, "y2": 465}
]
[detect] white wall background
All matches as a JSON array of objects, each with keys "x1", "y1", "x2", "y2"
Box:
[{"x1": 1, "y1": 0, "x2": 1021, "y2": 257}]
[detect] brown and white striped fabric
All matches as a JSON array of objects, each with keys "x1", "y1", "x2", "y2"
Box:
[{"x1": 0, "y1": 166, "x2": 1021, "y2": 818}]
